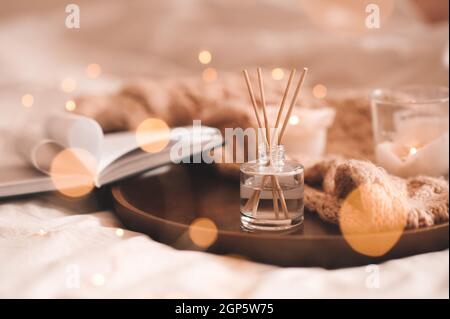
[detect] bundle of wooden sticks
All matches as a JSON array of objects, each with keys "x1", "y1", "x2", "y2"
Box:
[{"x1": 242, "y1": 67, "x2": 308, "y2": 218}]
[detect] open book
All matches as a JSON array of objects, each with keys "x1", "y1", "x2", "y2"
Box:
[{"x1": 0, "y1": 113, "x2": 222, "y2": 198}]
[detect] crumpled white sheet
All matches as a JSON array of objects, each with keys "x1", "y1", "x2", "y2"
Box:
[
  {"x1": 0, "y1": 0, "x2": 448, "y2": 298},
  {"x1": 0, "y1": 198, "x2": 448, "y2": 298}
]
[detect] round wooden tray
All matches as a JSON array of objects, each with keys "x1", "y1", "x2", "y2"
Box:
[{"x1": 111, "y1": 164, "x2": 449, "y2": 268}]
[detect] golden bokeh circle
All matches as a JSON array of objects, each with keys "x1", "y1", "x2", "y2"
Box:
[
  {"x1": 339, "y1": 183, "x2": 408, "y2": 257},
  {"x1": 86, "y1": 63, "x2": 102, "y2": 78},
  {"x1": 65, "y1": 100, "x2": 77, "y2": 112},
  {"x1": 61, "y1": 78, "x2": 77, "y2": 93},
  {"x1": 198, "y1": 50, "x2": 212, "y2": 64},
  {"x1": 136, "y1": 118, "x2": 171, "y2": 153},
  {"x1": 313, "y1": 84, "x2": 328, "y2": 99},
  {"x1": 188, "y1": 218, "x2": 218, "y2": 248},
  {"x1": 202, "y1": 68, "x2": 218, "y2": 82},
  {"x1": 271, "y1": 68, "x2": 285, "y2": 81},
  {"x1": 21, "y1": 94, "x2": 34, "y2": 108},
  {"x1": 50, "y1": 148, "x2": 97, "y2": 198}
]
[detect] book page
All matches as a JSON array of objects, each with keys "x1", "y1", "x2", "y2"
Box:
[{"x1": 45, "y1": 113, "x2": 104, "y2": 160}]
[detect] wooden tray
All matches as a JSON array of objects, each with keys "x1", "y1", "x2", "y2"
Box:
[{"x1": 111, "y1": 164, "x2": 449, "y2": 268}]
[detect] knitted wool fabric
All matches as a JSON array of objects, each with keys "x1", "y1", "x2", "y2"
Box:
[{"x1": 305, "y1": 159, "x2": 449, "y2": 230}]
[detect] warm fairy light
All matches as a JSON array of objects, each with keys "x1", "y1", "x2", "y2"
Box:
[
  {"x1": 289, "y1": 115, "x2": 300, "y2": 126},
  {"x1": 115, "y1": 228, "x2": 124, "y2": 237},
  {"x1": 313, "y1": 84, "x2": 327, "y2": 99},
  {"x1": 21, "y1": 94, "x2": 34, "y2": 108},
  {"x1": 202, "y1": 67, "x2": 218, "y2": 82},
  {"x1": 91, "y1": 274, "x2": 106, "y2": 286},
  {"x1": 409, "y1": 147, "x2": 418, "y2": 156},
  {"x1": 65, "y1": 100, "x2": 76, "y2": 112},
  {"x1": 198, "y1": 50, "x2": 212, "y2": 64},
  {"x1": 136, "y1": 118, "x2": 171, "y2": 153},
  {"x1": 61, "y1": 78, "x2": 77, "y2": 93},
  {"x1": 339, "y1": 183, "x2": 407, "y2": 257},
  {"x1": 86, "y1": 63, "x2": 102, "y2": 78},
  {"x1": 49, "y1": 148, "x2": 97, "y2": 198},
  {"x1": 188, "y1": 218, "x2": 218, "y2": 248},
  {"x1": 271, "y1": 68, "x2": 284, "y2": 81},
  {"x1": 38, "y1": 229, "x2": 47, "y2": 236}
]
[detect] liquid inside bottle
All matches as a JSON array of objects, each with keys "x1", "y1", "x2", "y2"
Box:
[{"x1": 240, "y1": 145, "x2": 304, "y2": 232}]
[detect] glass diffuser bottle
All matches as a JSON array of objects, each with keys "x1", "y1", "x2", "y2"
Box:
[{"x1": 240, "y1": 143, "x2": 304, "y2": 232}]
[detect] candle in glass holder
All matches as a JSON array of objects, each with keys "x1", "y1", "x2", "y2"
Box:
[
  {"x1": 266, "y1": 105, "x2": 335, "y2": 158},
  {"x1": 371, "y1": 86, "x2": 449, "y2": 178}
]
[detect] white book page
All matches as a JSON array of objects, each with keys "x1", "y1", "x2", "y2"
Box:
[
  {"x1": 96, "y1": 132, "x2": 140, "y2": 174},
  {"x1": 45, "y1": 113, "x2": 104, "y2": 160}
]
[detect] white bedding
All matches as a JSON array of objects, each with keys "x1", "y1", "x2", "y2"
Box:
[{"x1": 0, "y1": 0, "x2": 448, "y2": 298}]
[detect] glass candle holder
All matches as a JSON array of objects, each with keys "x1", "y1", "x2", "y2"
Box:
[
  {"x1": 240, "y1": 144, "x2": 304, "y2": 232},
  {"x1": 371, "y1": 85, "x2": 449, "y2": 178}
]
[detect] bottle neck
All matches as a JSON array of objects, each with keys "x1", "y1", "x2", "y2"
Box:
[{"x1": 258, "y1": 143, "x2": 285, "y2": 167}]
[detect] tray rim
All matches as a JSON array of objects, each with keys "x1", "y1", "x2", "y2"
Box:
[{"x1": 112, "y1": 184, "x2": 449, "y2": 241}]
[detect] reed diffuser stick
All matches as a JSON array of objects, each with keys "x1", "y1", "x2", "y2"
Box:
[
  {"x1": 278, "y1": 68, "x2": 308, "y2": 145},
  {"x1": 243, "y1": 68, "x2": 284, "y2": 215},
  {"x1": 274, "y1": 69, "x2": 296, "y2": 131},
  {"x1": 242, "y1": 70, "x2": 269, "y2": 149},
  {"x1": 252, "y1": 68, "x2": 284, "y2": 216},
  {"x1": 244, "y1": 68, "x2": 308, "y2": 219},
  {"x1": 257, "y1": 67, "x2": 271, "y2": 145},
  {"x1": 245, "y1": 68, "x2": 296, "y2": 215}
]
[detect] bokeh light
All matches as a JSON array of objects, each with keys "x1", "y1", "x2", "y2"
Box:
[
  {"x1": 271, "y1": 68, "x2": 284, "y2": 81},
  {"x1": 49, "y1": 148, "x2": 97, "y2": 198},
  {"x1": 409, "y1": 147, "x2": 418, "y2": 156},
  {"x1": 313, "y1": 84, "x2": 328, "y2": 99},
  {"x1": 339, "y1": 183, "x2": 407, "y2": 257},
  {"x1": 136, "y1": 118, "x2": 171, "y2": 153},
  {"x1": 61, "y1": 78, "x2": 77, "y2": 93},
  {"x1": 198, "y1": 50, "x2": 212, "y2": 64},
  {"x1": 202, "y1": 67, "x2": 218, "y2": 82},
  {"x1": 21, "y1": 94, "x2": 34, "y2": 108},
  {"x1": 188, "y1": 218, "x2": 218, "y2": 248},
  {"x1": 86, "y1": 63, "x2": 102, "y2": 78},
  {"x1": 289, "y1": 115, "x2": 300, "y2": 126},
  {"x1": 91, "y1": 273, "x2": 106, "y2": 286},
  {"x1": 115, "y1": 228, "x2": 124, "y2": 237},
  {"x1": 65, "y1": 100, "x2": 77, "y2": 112}
]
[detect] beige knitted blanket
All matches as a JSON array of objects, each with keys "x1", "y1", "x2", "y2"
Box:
[{"x1": 74, "y1": 73, "x2": 449, "y2": 230}]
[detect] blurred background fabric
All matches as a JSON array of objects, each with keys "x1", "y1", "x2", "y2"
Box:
[{"x1": 0, "y1": 0, "x2": 448, "y2": 298}]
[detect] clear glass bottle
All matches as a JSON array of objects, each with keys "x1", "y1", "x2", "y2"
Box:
[{"x1": 240, "y1": 144, "x2": 304, "y2": 232}]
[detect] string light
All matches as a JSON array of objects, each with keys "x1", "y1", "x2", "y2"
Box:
[
  {"x1": 409, "y1": 147, "x2": 418, "y2": 156},
  {"x1": 86, "y1": 63, "x2": 102, "y2": 78},
  {"x1": 65, "y1": 100, "x2": 76, "y2": 112},
  {"x1": 313, "y1": 84, "x2": 327, "y2": 99},
  {"x1": 91, "y1": 273, "x2": 106, "y2": 286},
  {"x1": 61, "y1": 78, "x2": 77, "y2": 93},
  {"x1": 271, "y1": 68, "x2": 284, "y2": 81},
  {"x1": 21, "y1": 94, "x2": 34, "y2": 108},
  {"x1": 115, "y1": 228, "x2": 124, "y2": 237},
  {"x1": 198, "y1": 50, "x2": 212, "y2": 64},
  {"x1": 38, "y1": 229, "x2": 47, "y2": 236},
  {"x1": 202, "y1": 67, "x2": 218, "y2": 82},
  {"x1": 289, "y1": 115, "x2": 300, "y2": 126}
]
